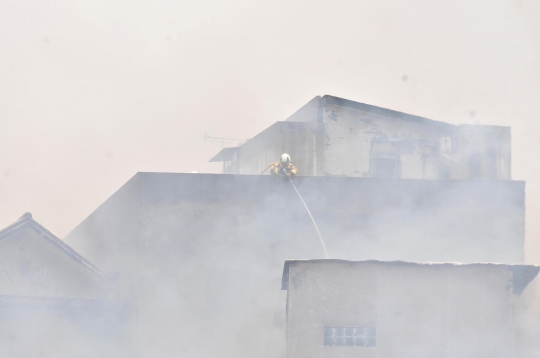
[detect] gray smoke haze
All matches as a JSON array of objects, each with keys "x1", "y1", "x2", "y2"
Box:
[
  {"x1": 52, "y1": 173, "x2": 536, "y2": 357},
  {"x1": 2, "y1": 0, "x2": 540, "y2": 357},
  {"x1": 1, "y1": 0, "x2": 539, "y2": 261}
]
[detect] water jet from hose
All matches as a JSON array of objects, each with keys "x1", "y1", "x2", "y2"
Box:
[{"x1": 288, "y1": 178, "x2": 329, "y2": 259}]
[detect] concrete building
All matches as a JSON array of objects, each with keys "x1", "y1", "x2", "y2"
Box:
[
  {"x1": 2, "y1": 94, "x2": 530, "y2": 357},
  {"x1": 210, "y1": 95, "x2": 511, "y2": 180},
  {"x1": 65, "y1": 172, "x2": 525, "y2": 357},
  {"x1": 282, "y1": 259, "x2": 540, "y2": 358},
  {"x1": 0, "y1": 213, "x2": 132, "y2": 357}
]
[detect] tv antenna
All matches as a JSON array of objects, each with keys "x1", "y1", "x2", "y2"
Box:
[{"x1": 204, "y1": 133, "x2": 247, "y2": 149}]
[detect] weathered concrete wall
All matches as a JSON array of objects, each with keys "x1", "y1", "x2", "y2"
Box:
[
  {"x1": 284, "y1": 260, "x2": 538, "y2": 358},
  {"x1": 320, "y1": 95, "x2": 511, "y2": 180},
  {"x1": 321, "y1": 96, "x2": 454, "y2": 178},
  {"x1": 456, "y1": 124, "x2": 512, "y2": 180},
  {"x1": 65, "y1": 173, "x2": 526, "y2": 358},
  {"x1": 221, "y1": 95, "x2": 512, "y2": 180}
]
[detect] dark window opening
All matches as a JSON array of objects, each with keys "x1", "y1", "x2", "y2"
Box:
[
  {"x1": 468, "y1": 151, "x2": 497, "y2": 180},
  {"x1": 423, "y1": 142, "x2": 440, "y2": 157},
  {"x1": 324, "y1": 326, "x2": 376, "y2": 347},
  {"x1": 437, "y1": 163, "x2": 451, "y2": 179},
  {"x1": 370, "y1": 142, "x2": 400, "y2": 179},
  {"x1": 468, "y1": 153, "x2": 481, "y2": 179},
  {"x1": 371, "y1": 157, "x2": 400, "y2": 179}
]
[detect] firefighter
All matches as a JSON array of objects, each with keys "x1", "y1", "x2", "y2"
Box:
[{"x1": 264, "y1": 153, "x2": 298, "y2": 178}]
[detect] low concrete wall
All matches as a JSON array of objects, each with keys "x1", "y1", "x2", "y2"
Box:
[{"x1": 284, "y1": 260, "x2": 538, "y2": 358}]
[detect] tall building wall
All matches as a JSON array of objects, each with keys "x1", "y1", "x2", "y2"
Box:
[{"x1": 65, "y1": 173, "x2": 525, "y2": 358}]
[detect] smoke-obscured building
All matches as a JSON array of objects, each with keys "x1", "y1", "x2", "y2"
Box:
[
  {"x1": 65, "y1": 172, "x2": 525, "y2": 357},
  {"x1": 1, "y1": 95, "x2": 526, "y2": 357},
  {"x1": 282, "y1": 259, "x2": 540, "y2": 358},
  {"x1": 0, "y1": 213, "x2": 132, "y2": 357},
  {"x1": 210, "y1": 95, "x2": 511, "y2": 180}
]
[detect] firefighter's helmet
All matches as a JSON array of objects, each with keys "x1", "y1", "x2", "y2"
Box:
[{"x1": 281, "y1": 153, "x2": 291, "y2": 163}]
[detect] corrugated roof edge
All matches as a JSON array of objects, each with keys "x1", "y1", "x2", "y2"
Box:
[
  {"x1": 0, "y1": 214, "x2": 112, "y2": 282},
  {"x1": 281, "y1": 259, "x2": 540, "y2": 296},
  {"x1": 321, "y1": 95, "x2": 455, "y2": 130}
]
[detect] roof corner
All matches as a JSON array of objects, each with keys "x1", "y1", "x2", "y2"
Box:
[{"x1": 281, "y1": 260, "x2": 296, "y2": 290}]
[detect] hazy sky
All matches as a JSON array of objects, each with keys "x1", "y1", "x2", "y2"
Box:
[{"x1": 1, "y1": 0, "x2": 539, "y2": 261}]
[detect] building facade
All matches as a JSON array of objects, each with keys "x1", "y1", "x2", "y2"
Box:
[
  {"x1": 282, "y1": 260, "x2": 540, "y2": 358},
  {"x1": 0, "y1": 213, "x2": 132, "y2": 357},
  {"x1": 210, "y1": 95, "x2": 511, "y2": 180},
  {"x1": 65, "y1": 172, "x2": 525, "y2": 357},
  {"x1": 2, "y1": 95, "x2": 530, "y2": 357}
]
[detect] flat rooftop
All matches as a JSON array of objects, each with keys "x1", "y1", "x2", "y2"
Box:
[{"x1": 282, "y1": 259, "x2": 540, "y2": 294}]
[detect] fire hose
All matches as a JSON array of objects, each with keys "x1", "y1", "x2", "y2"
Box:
[
  {"x1": 260, "y1": 162, "x2": 329, "y2": 258},
  {"x1": 287, "y1": 175, "x2": 330, "y2": 259}
]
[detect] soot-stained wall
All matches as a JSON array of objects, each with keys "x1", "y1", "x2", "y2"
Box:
[
  {"x1": 65, "y1": 173, "x2": 525, "y2": 358},
  {"x1": 217, "y1": 95, "x2": 511, "y2": 180},
  {"x1": 283, "y1": 260, "x2": 540, "y2": 358}
]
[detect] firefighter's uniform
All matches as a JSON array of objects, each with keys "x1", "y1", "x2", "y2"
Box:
[{"x1": 270, "y1": 161, "x2": 298, "y2": 178}]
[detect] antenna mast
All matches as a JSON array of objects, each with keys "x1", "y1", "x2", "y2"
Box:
[{"x1": 204, "y1": 134, "x2": 246, "y2": 149}]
